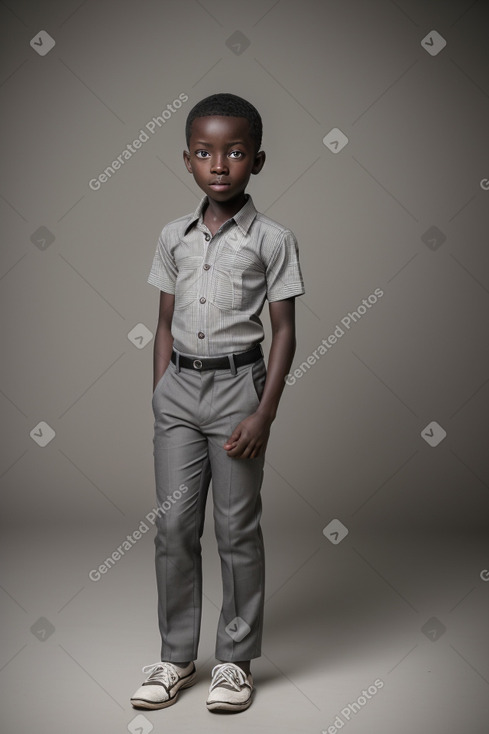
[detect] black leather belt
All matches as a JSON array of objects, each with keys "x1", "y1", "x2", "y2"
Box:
[{"x1": 171, "y1": 344, "x2": 262, "y2": 371}]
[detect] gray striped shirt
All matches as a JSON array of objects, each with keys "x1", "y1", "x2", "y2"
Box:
[{"x1": 147, "y1": 194, "x2": 305, "y2": 356}]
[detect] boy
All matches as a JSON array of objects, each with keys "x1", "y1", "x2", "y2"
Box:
[{"x1": 131, "y1": 93, "x2": 305, "y2": 713}]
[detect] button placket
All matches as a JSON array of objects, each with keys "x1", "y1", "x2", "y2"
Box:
[
  {"x1": 197, "y1": 226, "x2": 221, "y2": 352},
  {"x1": 200, "y1": 262, "x2": 210, "y2": 329},
  {"x1": 198, "y1": 233, "x2": 214, "y2": 351}
]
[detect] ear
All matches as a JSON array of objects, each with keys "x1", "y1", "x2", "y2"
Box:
[
  {"x1": 251, "y1": 150, "x2": 266, "y2": 175},
  {"x1": 183, "y1": 150, "x2": 192, "y2": 173}
]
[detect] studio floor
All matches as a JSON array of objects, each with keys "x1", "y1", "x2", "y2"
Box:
[{"x1": 1, "y1": 520, "x2": 488, "y2": 734}]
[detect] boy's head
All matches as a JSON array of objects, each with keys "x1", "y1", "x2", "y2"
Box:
[
  {"x1": 185, "y1": 93, "x2": 262, "y2": 154},
  {"x1": 183, "y1": 93, "x2": 265, "y2": 205}
]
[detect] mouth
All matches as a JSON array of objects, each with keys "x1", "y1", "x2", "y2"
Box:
[{"x1": 209, "y1": 180, "x2": 230, "y2": 187}]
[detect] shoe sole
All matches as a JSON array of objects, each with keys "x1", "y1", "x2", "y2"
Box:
[
  {"x1": 131, "y1": 672, "x2": 197, "y2": 709},
  {"x1": 206, "y1": 693, "x2": 253, "y2": 713}
]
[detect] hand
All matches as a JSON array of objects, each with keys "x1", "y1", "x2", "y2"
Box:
[{"x1": 223, "y1": 411, "x2": 273, "y2": 459}]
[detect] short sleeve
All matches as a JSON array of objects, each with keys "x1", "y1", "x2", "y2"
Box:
[
  {"x1": 266, "y1": 230, "x2": 305, "y2": 302},
  {"x1": 147, "y1": 229, "x2": 178, "y2": 293}
]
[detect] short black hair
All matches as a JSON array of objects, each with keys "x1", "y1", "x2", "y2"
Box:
[{"x1": 185, "y1": 93, "x2": 262, "y2": 152}]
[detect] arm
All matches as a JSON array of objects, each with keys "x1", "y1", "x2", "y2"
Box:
[
  {"x1": 153, "y1": 291, "x2": 175, "y2": 392},
  {"x1": 223, "y1": 297, "x2": 297, "y2": 458}
]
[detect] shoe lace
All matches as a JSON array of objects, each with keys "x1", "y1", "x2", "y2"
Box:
[
  {"x1": 141, "y1": 661, "x2": 179, "y2": 687},
  {"x1": 209, "y1": 663, "x2": 247, "y2": 692}
]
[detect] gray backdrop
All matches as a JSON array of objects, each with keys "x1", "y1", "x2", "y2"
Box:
[{"x1": 1, "y1": 1, "x2": 488, "y2": 733}]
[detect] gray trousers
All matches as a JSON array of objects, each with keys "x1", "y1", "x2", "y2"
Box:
[{"x1": 151, "y1": 350, "x2": 267, "y2": 663}]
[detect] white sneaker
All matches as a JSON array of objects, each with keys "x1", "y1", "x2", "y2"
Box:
[
  {"x1": 131, "y1": 661, "x2": 196, "y2": 709},
  {"x1": 206, "y1": 663, "x2": 254, "y2": 712}
]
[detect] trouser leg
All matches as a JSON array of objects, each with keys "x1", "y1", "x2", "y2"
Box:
[
  {"x1": 209, "y1": 436, "x2": 265, "y2": 661},
  {"x1": 152, "y1": 363, "x2": 211, "y2": 662},
  {"x1": 205, "y1": 358, "x2": 268, "y2": 661}
]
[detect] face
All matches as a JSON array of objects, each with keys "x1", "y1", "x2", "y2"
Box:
[{"x1": 183, "y1": 116, "x2": 265, "y2": 205}]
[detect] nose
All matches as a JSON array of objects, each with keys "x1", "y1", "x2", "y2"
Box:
[{"x1": 211, "y1": 155, "x2": 228, "y2": 173}]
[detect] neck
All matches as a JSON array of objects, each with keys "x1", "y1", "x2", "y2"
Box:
[{"x1": 204, "y1": 193, "x2": 247, "y2": 224}]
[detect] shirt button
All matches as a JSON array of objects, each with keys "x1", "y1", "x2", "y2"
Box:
[
  {"x1": 199, "y1": 297, "x2": 206, "y2": 304},
  {"x1": 204, "y1": 233, "x2": 210, "y2": 241},
  {"x1": 203, "y1": 263, "x2": 210, "y2": 271},
  {"x1": 198, "y1": 331, "x2": 205, "y2": 339}
]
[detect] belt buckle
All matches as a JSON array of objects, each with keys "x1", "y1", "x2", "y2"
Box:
[{"x1": 193, "y1": 359, "x2": 203, "y2": 370}]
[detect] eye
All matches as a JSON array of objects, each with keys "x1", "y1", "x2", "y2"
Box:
[
  {"x1": 229, "y1": 150, "x2": 244, "y2": 159},
  {"x1": 195, "y1": 150, "x2": 210, "y2": 158}
]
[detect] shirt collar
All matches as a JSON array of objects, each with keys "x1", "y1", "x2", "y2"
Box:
[{"x1": 184, "y1": 194, "x2": 257, "y2": 236}]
